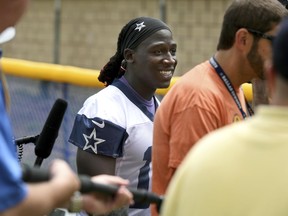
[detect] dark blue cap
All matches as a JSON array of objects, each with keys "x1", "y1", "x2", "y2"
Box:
[{"x1": 273, "y1": 17, "x2": 288, "y2": 80}]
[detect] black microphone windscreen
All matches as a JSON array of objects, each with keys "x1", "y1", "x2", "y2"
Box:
[{"x1": 34, "y1": 98, "x2": 67, "y2": 159}]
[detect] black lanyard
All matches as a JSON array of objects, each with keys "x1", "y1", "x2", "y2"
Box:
[
  {"x1": 0, "y1": 49, "x2": 4, "y2": 103},
  {"x1": 209, "y1": 57, "x2": 254, "y2": 119}
]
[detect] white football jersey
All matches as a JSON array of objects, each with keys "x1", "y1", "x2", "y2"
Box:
[{"x1": 69, "y1": 79, "x2": 159, "y2": 216}]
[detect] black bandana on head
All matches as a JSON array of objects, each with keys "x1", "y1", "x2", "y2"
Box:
[{"x1": 120, "y1": 17, "x2": 171, "y2": 55}]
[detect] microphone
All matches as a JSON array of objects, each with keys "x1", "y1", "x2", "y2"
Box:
[
  {"x1": 34, "y1": 98, "x2": 68, "y2": 167},
  {"x1": 79, "y1": 175, "x2": 163, "y2": 207},
  {"x1": 22, "y1": 165, "x2": 164, "y2": 211},
  {"x1": 21, "y1": 163, "x2": 50, "y2": 183}
]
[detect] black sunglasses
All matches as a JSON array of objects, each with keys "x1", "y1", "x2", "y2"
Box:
[{"x1": 246, "y1": 28, "x2": 275, "y2": 42}]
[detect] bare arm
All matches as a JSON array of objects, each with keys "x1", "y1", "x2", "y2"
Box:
[
  {"x1": 76, "y1": 149, "x2": 130, "y2": 216},
  {"x1": 77, "y1": 148, "x2": 116, "y2": 176},
  {"x1": 0, "y1": 159, "x2": 132, "y2": 216},
  {"x1": 0, "y1": 160, "x2": 79, "y2": 216}
]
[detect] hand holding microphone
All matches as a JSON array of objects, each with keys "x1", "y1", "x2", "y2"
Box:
[
  {"x1": 81, "y1": 175, "x2": 133, "y2": 215},
  {"x1": 22, "y1": 164, "x2": 163, "y2": 212},
  {"x1": 22, "y1": 163, "x2": 134, "y2": 215},
  {"x1": 47, "y1": 159, "x2": 132, "y2": 215}
]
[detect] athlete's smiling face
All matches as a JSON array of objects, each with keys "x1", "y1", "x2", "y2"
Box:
[{"x1": 124, "y1": 29, "x2": 177, "y2": 100}]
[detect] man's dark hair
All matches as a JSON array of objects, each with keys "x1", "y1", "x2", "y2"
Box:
[{"x1": 217, "y1": 0, "x2": 288, "y2": 50}]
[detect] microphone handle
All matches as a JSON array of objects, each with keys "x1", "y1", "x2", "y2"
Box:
[
  {"x1": 21, "y1": 164, "x2": 50, "y2": 182},
  {"x1": 34, "y1": 157, "x2": 44, "y2": 167},
  {"x1": 22, "y1": 165, "x2": 163, "y2": 207},
  {"x1": 79, "y1": 175, "x2": 163, "y2": 204}
]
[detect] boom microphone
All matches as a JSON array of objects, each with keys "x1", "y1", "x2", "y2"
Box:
[
  {"x1": 34, "y1": 98, "x2": 68, "y2": 167},
  {"x1": 22, "y1": 165, "x2": 164, "y2": 211}
]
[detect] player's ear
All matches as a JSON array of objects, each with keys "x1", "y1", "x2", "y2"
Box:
[{"x1": 124, "y1": 48, "x2": 135, "y2": 63}]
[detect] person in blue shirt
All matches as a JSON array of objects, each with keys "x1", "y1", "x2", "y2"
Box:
[{"x1": 0, "y1": 0, "x2": 133, "y2": 215}]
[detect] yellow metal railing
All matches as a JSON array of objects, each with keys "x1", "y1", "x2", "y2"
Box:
[{"x1": 1, "y1": 57, "x2": 253, "y2": 102}]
